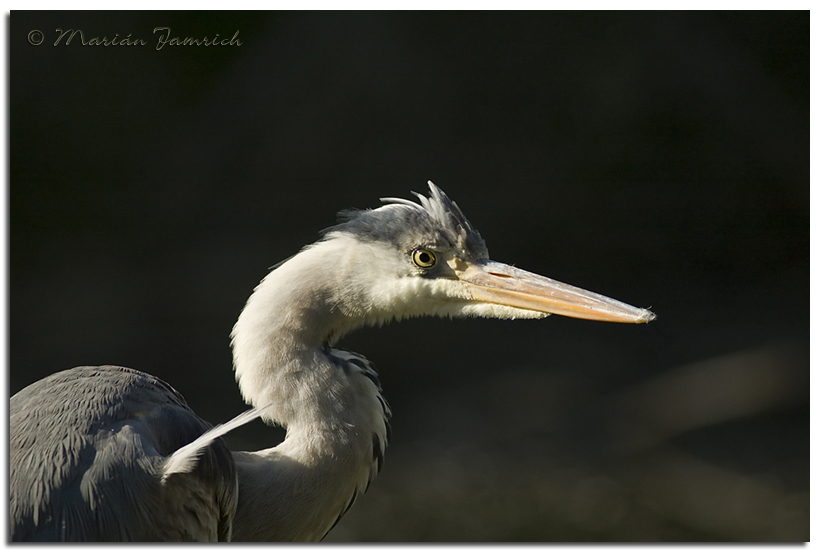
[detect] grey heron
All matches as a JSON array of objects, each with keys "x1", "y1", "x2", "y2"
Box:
[{"x1": 10, "y1": 182, "x2": 655, "y2": 541}]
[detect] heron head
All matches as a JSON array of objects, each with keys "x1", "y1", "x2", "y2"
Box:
[{"x1": 319, "y1": 182, "x2": 655, "y2": 326}]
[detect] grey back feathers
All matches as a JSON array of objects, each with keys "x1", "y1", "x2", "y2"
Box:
[{"x1": 10, "y1": 366, "x2": 238, "y2": 541}]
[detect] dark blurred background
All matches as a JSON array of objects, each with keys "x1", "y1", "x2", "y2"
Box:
[{"x1": 10, "y1": 11, "x2": 808, "y2": 542}]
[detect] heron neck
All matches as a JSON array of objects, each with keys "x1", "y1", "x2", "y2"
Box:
[
  {"x1": 229, "y1": 238, "x2": 387, "y2": 541},
  {"x1": 231, "y1": 238, "x2": 363, "y2": 420}
]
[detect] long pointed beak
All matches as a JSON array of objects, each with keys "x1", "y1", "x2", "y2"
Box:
[{"x1": 457, "y1": 260, "x2": 655, "y2": 323}]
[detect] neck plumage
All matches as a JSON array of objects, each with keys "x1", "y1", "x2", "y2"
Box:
[{"x1": 229, "y1": 238, "x2": 390, "y2": 541}]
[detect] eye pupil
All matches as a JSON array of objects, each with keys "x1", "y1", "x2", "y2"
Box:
[{"x1": 419, "y1": 253, "x2": 430, "y2": 263}]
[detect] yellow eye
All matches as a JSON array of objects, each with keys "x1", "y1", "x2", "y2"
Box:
[{"x1": 412, "y1": 248, "x2": 437, "y2": 268}]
